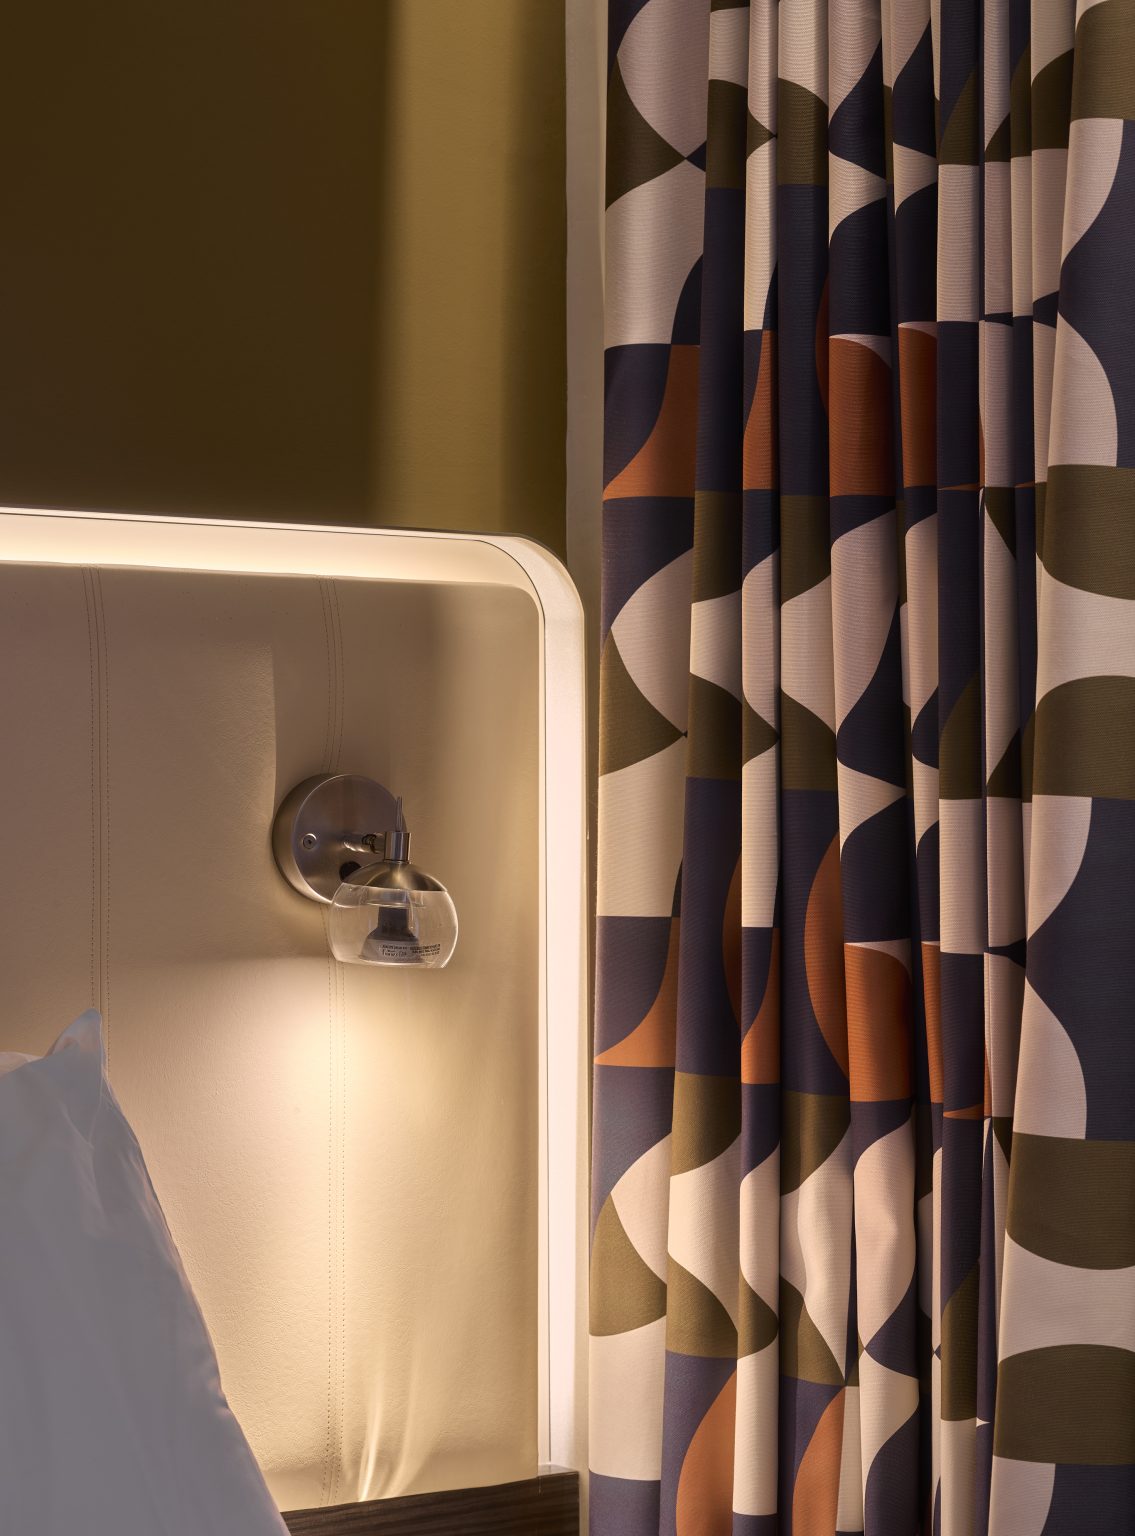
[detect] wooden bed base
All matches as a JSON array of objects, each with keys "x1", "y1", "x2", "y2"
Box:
[{"x1": 282, "y1": 1468, "x2": 580, "y2": 1535}]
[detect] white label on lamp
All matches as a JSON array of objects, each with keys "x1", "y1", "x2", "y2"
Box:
[{"x1": 377, "y1": 942, "x2": 442, "y2": 963}]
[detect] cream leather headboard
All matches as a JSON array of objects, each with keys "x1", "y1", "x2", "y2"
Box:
[{"x1": 0, "y1": 512, "x2": 588, "y2": 1513}]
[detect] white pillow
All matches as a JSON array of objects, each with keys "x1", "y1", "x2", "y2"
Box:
[{"x1": 0, "y1": 1011, "x2": 289, "y2": 1536}]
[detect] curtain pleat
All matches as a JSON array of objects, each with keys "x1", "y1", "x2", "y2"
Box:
[{"x1": 593, "y1": 0, "x2": 1135, "y2": 1532}]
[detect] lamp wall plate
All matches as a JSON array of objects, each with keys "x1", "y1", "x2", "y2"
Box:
[{"x1": 272, "y1": 772, "x2": 398, "y2": 902}]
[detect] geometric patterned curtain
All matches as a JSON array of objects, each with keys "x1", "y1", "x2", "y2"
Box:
[{"x1": 591, "y1": 2, "x2": 1135, "y2": 1532}]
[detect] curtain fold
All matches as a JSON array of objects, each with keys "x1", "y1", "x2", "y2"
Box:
[{"x1": 592, "y1": 1, "x2": 1135, "y2": 1532}]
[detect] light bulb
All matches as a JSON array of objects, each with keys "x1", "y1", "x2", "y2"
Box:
[{"x1": 328, "y1": 862, "x2": 458, "y2": 968}]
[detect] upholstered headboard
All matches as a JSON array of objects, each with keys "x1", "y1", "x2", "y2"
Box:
[{"x1": 0, "y1": 511, "x2": 588, "y2": 1515}]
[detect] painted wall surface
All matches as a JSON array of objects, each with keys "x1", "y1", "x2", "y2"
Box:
[
  {"x1": 565, "y1": 0, "x2": 605, "y2": 989},
  {"x1": 0, "y1": 3, "x2": 566, "y2": 552},
  {"x1": 371, "y1": 5, "x2": 566, "y2": 552},
  {"x1": 564, "y1": 0, "x2": 605, "y2": 1519}
]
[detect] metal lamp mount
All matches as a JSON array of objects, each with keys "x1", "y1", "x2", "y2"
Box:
[{"x1": 272, "y1": 773, "x2": 410, "y2": 903}]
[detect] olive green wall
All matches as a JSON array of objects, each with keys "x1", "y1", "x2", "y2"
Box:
[{"x1": 0, "y1": 3, "x2": 566, "y2": 553}]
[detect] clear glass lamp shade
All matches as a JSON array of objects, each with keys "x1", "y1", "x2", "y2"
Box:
[{"x1": 328, "y1": 863, "x2": 458, "y2": 968}]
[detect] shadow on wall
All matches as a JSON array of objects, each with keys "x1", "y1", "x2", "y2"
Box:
[
  {"x1": 372, "y1": 2, "x2": 567, "y2": 552},
  {"x1": 0, "y1": 2, "x2": 566, "y2": 552}
]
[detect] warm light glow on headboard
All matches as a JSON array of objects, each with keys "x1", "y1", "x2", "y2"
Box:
[
  {"x1": 0, "y1": 507, "x2": 589, "y2": 1480},
  {"x1": 0, "y1": 507, "x2": 539, "y2": 590}
]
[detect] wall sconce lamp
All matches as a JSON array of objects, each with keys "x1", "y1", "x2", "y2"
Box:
[{"x1": 272, "y1": 774, "x2": 458, "y2": 968}]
